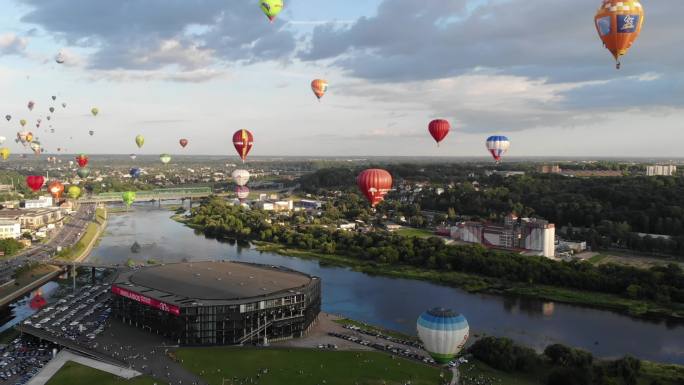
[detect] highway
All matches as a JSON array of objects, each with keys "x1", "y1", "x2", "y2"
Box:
[{"x1": 0, "y1": 203, "x2": 97, "y2": 285}]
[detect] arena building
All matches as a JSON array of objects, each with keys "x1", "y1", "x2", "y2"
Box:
[{"x1": 111, "y1": 261, "x2": 321, "y2": 346}]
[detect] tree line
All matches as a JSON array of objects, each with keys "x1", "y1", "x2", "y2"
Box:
[{"x1": 190, "y1": 198, "x2": 684, "y2": 310}]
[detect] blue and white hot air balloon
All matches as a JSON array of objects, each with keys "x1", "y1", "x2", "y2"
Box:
[
  {"x1": 417, "y1": 308, "x2": 470, "y2": 364},
  {"x1": 129, "y1": 168, "x2": 142, "y2": 179},
  {"x1": 485, "y1": 135, "x2": 510, "y2": 162}
]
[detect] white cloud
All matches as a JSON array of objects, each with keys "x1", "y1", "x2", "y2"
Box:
[{"x1": 0, "y1": 33, "x2": 28, "y2": 55}]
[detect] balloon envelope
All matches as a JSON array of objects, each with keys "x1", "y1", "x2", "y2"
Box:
[
  {"x1": 595, "y1": 0, "x2": 644, "y2": 68},
  {"x1": 91, "y1": 108, "x2": 99, "y2": 116},
  {"x1": 159, "y1": 154, "x2": 171, "y2": 164},
  {"x1": 48, "y1": 181, "x2": 64, "y2": 200},
  {"x1": 485, "y1": 135, "x2": 510, "y2": 162},
  {"x1": 311, "y1": 79, "x2": 329, "y2": 100},
  {"x1": 122, "y1": 191, "x2": 136, "y2": 207},
  {"x1": 236, "y1": 186, "x2": 250, "y2": 200},
  {"x1": 67, "y1": 185, "x2": 81, "y2": 199},
  {"x1": 231, "y1": 169, "x2": 250, "y2": 187},
  {"x1": 77, "y1": 168, "x2": 91, "y2": 179},
  {"x1": 232, "y1": 129, "x2": 254, "y2": 162},
  {"x1": 0, "y1": 148, "x2": 9, "y2": 160},
  {"x1": 357, "y1": 169, "x2": 393, "y2": 208},
  {"x1": 135, "y1": 135, "x2": 145, "y2": 148},
  {"x1": 417, "y1": 308, "x2": 470, "y2": 364},
  {"x1": 179, "y1": 138, "x2": 188, "y2": 148},
  {"x1": 26, "y1": 175, "x2": 45, "y2": 192},
  {"x1": 76, "y1": 154, "x2": 89, "y2": 168},
  {"x1": 260, "y1": 0, "x2": 283, "y2": 22},
  {"x1": 428, "y1": 119, "x2": 450, "y2": 145},
  {"x1": 129, "y1": 168, "x2": 142, "y2": 178}
]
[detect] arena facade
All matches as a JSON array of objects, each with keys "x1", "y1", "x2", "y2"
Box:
[{"x1": 111, "y1": 261, "x2": 321, "y2": 345}]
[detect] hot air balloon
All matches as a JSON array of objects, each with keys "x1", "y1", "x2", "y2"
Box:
[
  {"x1": 49, "y1": 107, "x2": 55, "y2": 113},
  {"x1": 231, "y1": 169, "x2": 251, "y2": 187},
  {"x1": 27, "y1": 101, "x2": 35, "y2": 111},
  {"x1": 0, "y1": 148, "x2": 9, "y2": 160},
  {"x1": 356, "y1": 169, "x2": 393, "y2": 208},
  {"x1": 428, "y1": 119, "x2": 450, "y2": 146},
  {"x1": 236, "y1": 186, "x2": 250, "y2": 201},
  {"x1": 5, "y1": 115, "x2": 10, "y2": 122},
  {"x1": 485, "y1": 135, "x2": 510, "y2": 163},
  {"x1": 159, "y1": 154, "x2": 171, "y2": 164},
  {"x1": 260, "y1": 0, "x2": 283, "y2": 22},
  {"x1": 91, "y1": 107, "x2": 99, "y2": 116},
  {"x1": 76, "y1": 154, "x2": 89, "y2": 168},
  {"x1": 129, "y1": 168, "x2": 142, "y2": 179},
  {"x1": 51, "y1": 96, "x2": 56, "y2": 101},
  {"x1": 417, "y1": 308, "x2": 470, "y2": 364},
  {"x1": 89, "y1": 130, "x2": 95, "y2": 136},
  {"x1": 0, "y1": 136, "x2": 5, "y2": 145},
  {"x1": 311, "y1": 79, "x2": 328, "y2": 101},
  {"x1": 48, "y1": 181, "x2": 65, "y2": 200},
  {"x1": 595, "y1": 0, "x2": 644, "y2": 69},
  {"x1": 122, "y1": 191, "x2": 136, "y2": 208},
  {"x1": 179, "y1": 138, "x2": 188, "y2": 148},
  {"x1": 130, "y1": 154, "x2": 137, "y2": 160},
  {"x1": 135, "y1": 135, "x2": 145, "y2": 148},
  {"x1": 62, "y1": 102, "x2": 67, "y2": 108},
  {"x1": 55, "y1": 52, "x2": 65, "y2": 64},
  {"x1": 46, "y1": 116, "x2": 51, "y2": 121},
  {"x1": 26, "y1": 176, "x2": 44, "y2": 192},
  {"x1": 30, "y1": 142, "x2": 42, "y2": 155},
  {"x1": 233, "y1": 129, "x2": 254, "y2": 162},
  {"x1": 20, "y1": 119, "x2": 27, "y2": 127},
  {"x1": 67, "y1": 185, "x2": 81, "y2": 200},
  {"x1": 77, "y1": 168, "x2": 91, "y2": 179}
]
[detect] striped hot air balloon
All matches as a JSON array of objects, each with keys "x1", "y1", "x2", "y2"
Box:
[
  {"x1": 485, "y1": 135, "x2": 510, "y2": 162},
  {"x1": 417, "y1": 308, "x2": 470, "y2": 365},
  {"x1": 428, "y1": 119, "x2": 450, "y2": 146},
  {"x1": 232, "y1": 129, "x2": 254, "y2": 162},
  {"x1": 311, "y1": 79, "x2": 328, "y2": 101}
]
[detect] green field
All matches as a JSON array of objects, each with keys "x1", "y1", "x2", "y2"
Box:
[
  {"x1": 175, "y1": 347, "x2": 448, "y2": 385},
  {"x1": 395, "y1": 227, "x2": 436, "y2": 239},
  {"x1": 45, "y1": 361, "x2": 162, "y2": 385},
  {"x1": 459, "y1": 360, "x2": 543, "y2": 385}
]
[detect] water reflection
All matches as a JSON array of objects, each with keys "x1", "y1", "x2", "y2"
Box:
[
  {"x1": 87, "y1": 205, "x2": 684, "y2": 364},
  {"x1": 0, "y1": 281, "x2": 59, "y2": 334}
]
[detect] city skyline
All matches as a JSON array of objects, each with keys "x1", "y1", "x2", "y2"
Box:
[{"x1": 1, "y1": 0, "x2": 682, "y2": 157}]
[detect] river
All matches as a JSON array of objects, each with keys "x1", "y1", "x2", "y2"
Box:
[{"x1": 85, "y1": 205, "x2": 684, "y2": 364}]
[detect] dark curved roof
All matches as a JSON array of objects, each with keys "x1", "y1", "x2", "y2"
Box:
[{"x1": 125, "y1": 261, "x2": 313, "y2": 301}]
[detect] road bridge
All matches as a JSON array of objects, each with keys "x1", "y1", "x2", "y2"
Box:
[{"x1": 79, "y1": 187, "x2": 213, "y2": 203}]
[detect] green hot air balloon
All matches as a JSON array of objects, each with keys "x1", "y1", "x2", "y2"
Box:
[
  {"x1": 67, "y1": 185, "x2": 81, "y2": 199},
  {"x1": 159, "y1": 154, "x2": 171, "y2": 164},
  {"x1": 135, "y1": 135, "x2": 145, "y2": 148},
  {"x1": 122, "y1": 191, "x2": 136, "y2": 208},
  {"x1": 260, "y1": 0, "x2": 283, "y2": 22},
  {"x1": 77, "y1": 168, "x2": 91, "y2": 179}
]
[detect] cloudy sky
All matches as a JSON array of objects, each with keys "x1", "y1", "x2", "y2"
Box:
[{"x1": 0, "y1": 0, "x2": 681, "y2": 157}]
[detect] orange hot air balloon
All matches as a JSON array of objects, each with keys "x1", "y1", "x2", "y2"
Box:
[
  {"x1": 48, "y1": 181, "x2": 65, "y2": 200},
  {"x1": 232, "y1": 129, "x2": 254, "y2": 162},
  {"x1": 311, "y1": 79, "x2": 328, "y2": 101},
  {"x1": 357, "y1": 169, "x2": 393, "y2": 208},
  {"x1": 594, "y1": 0, "x2": 644, "y2": 69}
]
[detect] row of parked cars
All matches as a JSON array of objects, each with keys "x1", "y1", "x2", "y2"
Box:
[
  {"x1": 341, "y1": 324, "x2": 424, "y2": 349},
  {"x1": 328, "y1": 332, "x2": 436, "y2": 365},
  {"x1": 0, "y1": 338, "x2": 55, "y2": 385}
]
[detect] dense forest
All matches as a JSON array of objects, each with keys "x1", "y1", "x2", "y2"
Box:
[
  {"x1": 298, "y1": 165, "x2": 684, "y2": 256},
  {"x1": 190, "y1": 198, "x2": 684, "y2": 311}
]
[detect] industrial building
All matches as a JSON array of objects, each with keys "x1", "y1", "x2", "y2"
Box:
[
  {"x1": 646, "y1": 165, "x2": 677, "y2": 176},
  {"x1": 111, "y1": 261, "x2": 321, "y2": 346},
  {"x1": 451, "y1": 214, "x2": 555, "y2": 258}
]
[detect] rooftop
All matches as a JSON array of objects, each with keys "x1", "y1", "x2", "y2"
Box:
[{"x1": 115, "y1": 261, "x2": 316, "y2": 306}]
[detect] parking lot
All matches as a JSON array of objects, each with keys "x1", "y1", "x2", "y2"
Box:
[
  {"x1": 0, "y1": 337, "x2": 56, "y2": 385},
  {"x1": 22, "y1": 283, "x2": 112, "y2": 349}
]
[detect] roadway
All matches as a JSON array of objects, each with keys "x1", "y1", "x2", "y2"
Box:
[{"x1": 0, "y1": 203, "x2": 97, "y2": 285}]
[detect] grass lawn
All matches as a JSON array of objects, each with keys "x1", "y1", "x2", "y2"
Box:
[
  {"x1": 459, "y1": 360, "x2": 543, "y2": 385},
  {"x1": 638, "y1": 360, "x2": 684, "y2": 385},
  {"x1": 175, "y1": 347, "x2": 449, "y2": 385},
  {"x1": 588, "y1": 254, "x2": 609, "y2": 264},
  {"x1": 45, "y1": 361, "x2": 161, "y2": 385},
  {"x1": 395, "y1": 227, "x2": 436, "y2": 239}
]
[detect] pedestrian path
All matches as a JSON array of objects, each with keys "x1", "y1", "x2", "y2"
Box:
[{"x1": 27, "y1": 349, "x2": 141, "y2": 385}]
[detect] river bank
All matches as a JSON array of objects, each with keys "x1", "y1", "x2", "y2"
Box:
[
  {"x1": 56, "y1": 207, "x2": 107, "y2": 262},
  {"x1": 253, "y1": 242, "x2": 684, "y2": 320}
]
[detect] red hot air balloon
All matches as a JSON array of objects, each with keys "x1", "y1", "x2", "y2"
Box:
[
  {"x1": 232, "y1": 129, "x2": 254, "y2": 162},
  {"x1": 428, "y1": 119, "x2": 450, "y2": 146},
  {"x1": 179, "y1": 138, "x2": 188, "y2": 148},
  {"x1": 75, "y1": 154, "x2": 89, "y2": 168},
  {"x1": 26, "y1": 175, "x2": 45, "y2": 192},
  {"x1": 356, "y1": 169, "x2": 393, "y2": 208}
]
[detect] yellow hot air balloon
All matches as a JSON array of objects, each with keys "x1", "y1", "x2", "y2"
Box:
[
  {"x1": 0, "y1": 148, "x2": 10, "y2": 160},
  {"x1": 260, "y1": 0, "x2": 283, "y2": 23},
  {"x1": 91, "y1": 107, "x2": 99, "y2": 116}
]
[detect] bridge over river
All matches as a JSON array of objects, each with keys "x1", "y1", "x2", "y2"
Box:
[{"x1": 79, "y1": 187, "x2": 213, "y2": 203}]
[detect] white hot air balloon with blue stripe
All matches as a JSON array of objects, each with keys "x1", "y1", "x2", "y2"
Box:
[
  {"x1": 417, "y1": 308, "x2": 470, "y2": 364},
  {"x1": 485, "y1": 135, "x2": 510, "y2": 162}
]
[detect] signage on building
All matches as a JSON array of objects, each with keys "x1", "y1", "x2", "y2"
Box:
[{"x1": 111, "y1": 285, "x2": 180, "y2": 316}]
